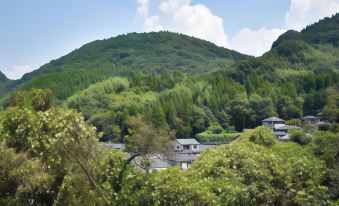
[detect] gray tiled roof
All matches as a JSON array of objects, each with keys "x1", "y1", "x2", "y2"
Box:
[
  {"x1": 276, "y1": 125, "x2": 301, "y2": 130},
  {"x1": 303, "y1": 115, "x2": 318, "y2": 119},
  {"x1": 150, "y1": 158, "x2": 171, "y2": 168},
  {"x1": 171, "y1": 153, "x2": 198, "y2": 161},
  {"x1": 176, "y1": 139, "x2": 200, "y2": 145},
  {"x1": 262, "y1": 116, "x2": 285, "y2": 122}
]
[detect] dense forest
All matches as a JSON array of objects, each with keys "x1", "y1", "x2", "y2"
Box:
[
  {"x1": 0, "y1": 13, "x2": 338, "y2": 205},
  {"x1": 65, "y1": 71, "x2": 337, "y2": 142},
  {"x1": 0, "y1": 93, "x2": 338, "y2": 205}
]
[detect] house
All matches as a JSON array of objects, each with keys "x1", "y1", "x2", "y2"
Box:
[
  {"x1": 262, "y1": 116, "x2": 301, "y2": 140},
  {"x1": 302, "y1": 116, "x2": 320, "y2": 125},
  {"x1": 262, "y1": 117, "x2": 285, "y2": 130},
  {"x1": 302, "y1": 116, "x2": 331, "y2": 131},
  {"x1": 275, "y1": 125, "x2": 301, "y2": 133},
  {"x1": 150, "y1": 139, "x2": 217, "y2": 171},
  {"x1": 273, "y1": 131, "x2": 289, "y2": 141},
  {"x1": 102, "y1": 138, "x2": 218, "y2": 171},
  {"x1": 315, "y1": 121, "x2": 331, "y2": 131},
  {"x1": 173, "y1": 139, "x2": 201, "y2": 154}
]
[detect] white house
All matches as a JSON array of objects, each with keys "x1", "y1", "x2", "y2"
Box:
[
  {"x1": 151, "y1": 139, "x2": 217, "y2": 171},
  {"x1": 262, "y1": 116, "x2": 301, "y2": 140}
]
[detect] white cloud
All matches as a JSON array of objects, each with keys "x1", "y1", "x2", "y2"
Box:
[
  {"x1": 144, "y1": 15, "x2": 164, "y2": 31},
  {"x1": 136, "y1": 0, "x2": 339, "y2": 57},
  {"x1": 285, "y1": 0, "x2": 339, "y2": 30},
  {"x1": 171, "y1": 4, "x2": 229, "y2": 47},
  {"x1": 159, "y1": 0, "x2": 190, "y2": 13},
  {"x1": 230, "y1": 27, "x2": 286, "y2": 56},
  {"x1": 137, "y1": 0, "x2": 230, "y2": 47},
  {"x1": 137, "y1": 0, "x2": 150, "y2": 17},
  {"x1": 4, "y1": 65, "x2": 34, "y2": 80},
  {"x1": 137, "y1": 0, "x2": 163, "y2": 31}
]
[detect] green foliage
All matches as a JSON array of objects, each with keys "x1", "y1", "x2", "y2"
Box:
[
  {"x1": 243, "y1": 126, "x2": 277, "y2": 147},
  {"x1": 0, "y1": 89, "x2": 338, "y2": 205},
  {"x1": 192, "y1": 127, "x2": 329, "y2": 205},
  {"x1": 322, "y1": 87, "x2": 339, "y2": 123},
  {"x1": 9, "y1": 89, "x2": 53, "y2": 112},
  {"x1": 63, "y1": 69, "x2": 338, "y2": 141},
  {"x1": 0, "y1": 71, "x2": 11, "y2": 98},
  {"x1": 0, "y1": 143, "x2": 53, "y2": 206},
  {"x1": 195, "y1": 125, "x2": 239, "y2": 143},
  {"x1": 290, "y1": 129, "x2": 312, "y2": 145},
  {"x1": 31, "y1": 89, "x2": 53, "y2": 111},
  {"x1": 0, "y1": 95, "x2": 114, "y2": 205},
  {"x1": 0, "y1": 13, "x2": 338, "y2": 206},
  {"x1": 130, "y1": 167, "x2": 218, "y2": 206},
  {"x1": 307, "y1": 131, "x2": 339, "y2": 200},
  {"x1": 2, "y1": 32, "x2": 246, "y2": 100},
  {"x1": 124, "y1": 116, "x2": 174, "y2": 174},
  {"x1": 286, "y1": 118, "x2": 302, "y2": 126}
]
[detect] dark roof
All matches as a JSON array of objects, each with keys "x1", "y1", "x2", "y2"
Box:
[
  {"x1": 171, "y1": 153, "x2": 198, "y2": 162},
  {"x1": 262, "y1": 117, "x2": 285, "y2": 122},
  {"x1": 150, "y1": 158, "x2": 171, "y2": 168},
  {"x1": 303, "y1": 116, "x2": 318, "y2": 119},
  {"x1": 176, "y1": 139, "x2": 200, "y2": 145}
]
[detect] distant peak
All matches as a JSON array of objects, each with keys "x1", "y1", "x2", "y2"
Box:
[{"x1": 0, "y1": 70, "x2": 8, "y2": 81}]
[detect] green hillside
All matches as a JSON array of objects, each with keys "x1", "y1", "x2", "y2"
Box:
[
  {"x1": 63, "y1": 14, "x2": 339, "y2": 142},
  {"x1": 1, "y1": 14, "x2": 338, "y2": 141},
  {"x1": 3, "y1": 15, "x2": 339, "y2": 100},
  {"x1": 273, "y1": 13, "x2": 339, "y2": 47},
  {"x1": 0, "y1": 71, "x2": 8, "y2": 81},
  {"x1": 7, "y1": 32, "x2": 247, "y2": 99},
  {"x1": 226, "y1": 14, "x2": 339, "y2": 84},
  {"x1": 0, "y1": 8, "x2": 339, "y2": 206},
  {"x1": 0, "y1": 71, "x2": 11, "y2": 97}
]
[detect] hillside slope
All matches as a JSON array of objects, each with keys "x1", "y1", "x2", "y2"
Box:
[
  {"x1": 6, "y1": 32, "x2": 247, "y2": 99},
  {"x1": 0, "y1": 71, "x2": 8, "y2": 82},
  {"x1": 64, "y1": 14, "x2": 339, "y2": 141},
  {"x1": 225, "y1": 13, "x2": 339, "y2": 83},
  {"x1": 0, "y1": 71, "x2": 10, "y2": 97}
]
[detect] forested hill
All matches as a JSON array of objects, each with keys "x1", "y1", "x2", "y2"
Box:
[
  {"x1": 0, "y1": 71, "x2": 10, "y2": 97},
  {"x1": 273, "y1": 13, "x2": 339, "y2": 47},
  {"x1": 6, "y1": 32, "x2": 247, "y2": 99},
  {"x1": 64, "y1": 14, "x2": 338, "y2": 142},
  {"x1": 223, "y1": 13, "x2": 339, "y2": 84},
  {"x1": 0, "y1": 71, "x2": 8, "y2": 82}
]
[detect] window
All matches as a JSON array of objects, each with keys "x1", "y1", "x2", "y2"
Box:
[
  {"x1": 192, "y1": 145, "x2": 198, "y2": 150},
  {"x1": 183, "y1": 145, "x2": 190, "y2": 150},
  {"x1": 176, "y1": 145, "x2": 181, "y2": 150}
]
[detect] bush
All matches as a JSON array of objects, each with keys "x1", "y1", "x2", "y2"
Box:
[{"x1": 290, "y1": 129, "x2": 312, "y2": 145}]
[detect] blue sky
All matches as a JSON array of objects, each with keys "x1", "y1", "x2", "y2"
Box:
[{"x1": 0, "y1": 0, "x2": 338, "y2": 79}]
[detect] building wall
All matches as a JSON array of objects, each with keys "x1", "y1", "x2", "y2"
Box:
[
  {"x1": 174, "y1": 144, "x2": 200, "y2": 154},
  {"x1": 262, "y1": 122, "x2": 273, "y2": 128}
]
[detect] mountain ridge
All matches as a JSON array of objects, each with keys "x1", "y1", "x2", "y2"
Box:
[
  {"x1": 1, "y1": 14, "x2": 339, "y2": 100},
  {"x1": 0, "y1": 70, "x2": 8, "y2": 81},
  {"x1": 7, "y1": 32, "x2": 248, "y2": 99}
]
